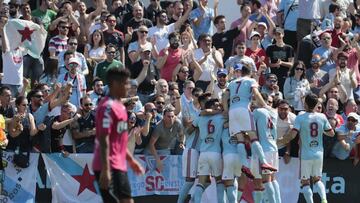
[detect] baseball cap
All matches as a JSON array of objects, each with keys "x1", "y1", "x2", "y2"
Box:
[
  {"x1": 257, "y1": 22, "x2": 267, "y2": 29},
  {"x1": 234, "y1": 63, "x2": 243, "y2": 71},
  {"x1": 130, "y1": 79, "x2": 138, "y2": 87},
  {"x1": 273, "y1": 27, "x2": 284, "y2": 35},
  {"x1": 68, "y1": 57, "x2": 80, "y2": 65},
  {"x1": 217, "y1": 69, "x2": 228, "y2": 76},
  {"x1": 249, "y1": 31, "x2": 261, "y2": 39},
  {"x1": 348, "y1": 112, "x2": 359, "y2": 121}
]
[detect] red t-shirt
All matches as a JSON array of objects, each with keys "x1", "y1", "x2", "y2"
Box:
[
  {"x1": 159, "y1": 48, "x2": 183, "y2": 81},
  {"x1": 93, "y1": 97, "x2": 128, "y2": 172}
]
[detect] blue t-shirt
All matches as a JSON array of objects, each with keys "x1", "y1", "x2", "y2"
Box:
[
  {"x1": 221, "y1": 128, "x2": 238, "y2": 155},
  {"x1": 279, "y1": 0, "x2": 299, "y2": 31},
  {"x1": 253, "y1": 108, "x2": 278, "y2": 152},
  {"x1": 332, "y1": 124, "x2": 360, "y2": 160},
  {"x1": 227, "y1": 77, "x2": 258, "y2": 109},
  {"x1": 189, "y1": 7, "x2": 214, "y2": 40},
  {"x1": 193, "y1": 114, "x2": 224, "y2": 153},
  {"x1": 294, "y1": 112, "x2": 332, "y2": 160},
  {"x1": 312, "y1": 46, "x2": 336, "y2": 72}
]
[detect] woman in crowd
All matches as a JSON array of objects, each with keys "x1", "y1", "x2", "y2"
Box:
[{"x1": 283, "y1": 61, "x2": 311, "y2": 113}]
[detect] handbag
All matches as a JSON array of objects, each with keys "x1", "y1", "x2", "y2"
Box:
[{"x1": 13, "y1": 146, "x2": 30, "y2": 168}]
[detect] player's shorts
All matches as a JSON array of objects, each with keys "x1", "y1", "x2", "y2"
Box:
[
  {"x1": 300, "y1": 158, "x2": 323, "y2": 180},
  {"x1": 229, "y1": 106, "x2": 255, "y2": 136},
  {"x1": 95, "y1": 169, "x2": 132, "y2": 201},
  {"x1": 222, "y1": 153, "x2": 242, "y2": 180},
  {"x1": 182, "y1": 148, "x2": 199, "y2": 178},
  {"x1": 197, "y1": 152, "x2": 222, "y2": 177},
  {"x1": 251, "y1": 151, "x2": 279, "y2": 179}
]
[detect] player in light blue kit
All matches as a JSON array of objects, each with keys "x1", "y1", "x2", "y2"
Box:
[
  {"x1": 288, "y1": 93, "x2": 334, "y2": 203},
  {"x1": 188, "y1": 98, "x2": 225, "y2": 203},
  {"x1": 221, "y1": 126, "x2": 242, "y2": 203},
  {"x1": 252, "y1": 93, "x2": 281, "y2": 203},
  {"x1": 223, "y1": 63, "x2": 277, "y2": 179}
]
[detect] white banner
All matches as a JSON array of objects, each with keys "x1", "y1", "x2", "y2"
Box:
[
  {"x1": 0, "y1": 152, "x2": 39, "y2": 203},
  {"x1": 42, "y1": 153, "x2": 102, "y2": 203}
]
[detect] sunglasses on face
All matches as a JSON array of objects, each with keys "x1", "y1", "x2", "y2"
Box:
[
  {"x1": 295, "y1": 68, "x2": 304, "y2": 71},
  {"x1": 156, "y1": 101, "x2": 165, "y2": 105},
  {"x1": 180, "y1": 70, "x2": 189, "y2": 73},
  {"x1": 68, "y1": 63, "x2": 78, "y2": 68},
  {"x1": 107, "y1": 19, "x2": 116, "y2": 23},
  {"x1": 34, "y1": 94, "x2": 43, "y2": 98},
  {"x1": 84, "y1": 103, "x2": 93, "y2": 107},
  {"x1": 59, "y1": 26, "x2": 70, "y2": 30},
  {"x1": 139, "y1": 30, "x2": 148, "y2": 34},
  {"x1": 69, "y1": 42, "x2": 78, "y2": 46},
  {"x1": 268, "y1": 79, "x2": 277, "y2": 83},
  {"x1": 107, "y1": 51, "x2": 116, "y2": 54}
]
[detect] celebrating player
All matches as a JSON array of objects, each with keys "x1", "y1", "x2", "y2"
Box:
[{"x1": 288, "y1": 93, "x2": 334, "y2": 203}]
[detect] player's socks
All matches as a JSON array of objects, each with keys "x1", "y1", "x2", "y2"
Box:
[
  {"x1": 314, "y1": 180, "x2": 327, "y2": 201},
  {"x1": 272, "y1": 180, "x2": 282, "y2": 203},
  {"x1": 177, "y1": 181, "x2": 194, "y2": 203},
  {"x1": 216, "y1": 182, "x2": 225, "y2": 203},
  {"x1": 251, "y1": 140, "x2": 267, "y2": 164},
  {"x1": 237, "y1": 142, "x2": 248, "y2": 167},
  {"x1": 253, "y1": 188, "x2": 264, "y2": 203},
  {"x1": 237, "y1": 188, "x2": 244, "y2": 202},
  {"x1": 226, "y1": 185, "x2": 236, "y2": 203},
  {"x1": 193, "y1": 184, "x2": 205, "y2": 203},
  {"x1": 264, "y1": 182, "x2": 276, "y2": 203},
  {"x1": 301, "y1": 185, "x2": 314, "y2": 203}
]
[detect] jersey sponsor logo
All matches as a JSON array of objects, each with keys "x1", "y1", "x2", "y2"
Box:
[
  {"x1": 102, "y1": 118, "x2": 110, "y2": 128},
  {"x1": 116, "y1": 121, "x2": 128, "y2": 134},
  {"x1": 205, "y1": 137, "x2": 214, "y2": 144},
  {"x1": 12, "y1": 55, "x2": 22, "y2": 64}
]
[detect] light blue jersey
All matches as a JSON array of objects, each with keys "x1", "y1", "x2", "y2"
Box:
[
  {"x1": 227, "y1": 77, "x2": 258, "y2": 109},
  {"x1": 221, "y1": 128, "x2": 238, "y2": 155},
  {"x1": 193, "y1": 114, "x2": 224, "y2": 153},
  {"x1": 253, "y1": 108, "x2": 278, "y2": 152},
  {"x1": 294, "y1": 112, "x2": 332, "y2": 160},
  {"x1": 331, "y1": 124, "x2": 360, "y2": 160}
]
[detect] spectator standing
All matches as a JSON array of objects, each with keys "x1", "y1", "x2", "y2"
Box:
[
  {"x1": 277, "y1": 0, "x2": 299, "y2": 51},
  {"x1": 261, "y1": 74, "x2": 283, "y2": 102},
  {"x1": 189, "y1": 0, "x2": 218, "y2": 40},
  {"x1": 146, "y1": 0, "x2": 162, "y2": 25},
  {"x1": 39, "y1": 58, "x2": 59, "y2": 91},
  {"x1": 312, "y1": 32, "x2": 337, "y2": 72},
  {"x1": 94, "y1": 44, "x2": 124, "y2": 85},
  {"x1": 58, "y1": 37, "x2": 89, "y2": 75},
  {"x1": 71, "y1": 96, "x2": 96, "y2": 153},
  {"x1": 283, "y1": 61, "x2": 311, "y2": 113},
  {"x1": 266, "y1": 27, "x2": 294, "y2": 92},
  {"x1": 127, "y1": 25, "x2": 153, "y2": 64},
  {"x1": 48, "y1": 20, "x2": 69, "y2": 58},
  {"x1": 230, "y1": 3, "x2": 252, "y2": 51},
  {"x1": 103, "y1": 14, "x2": 125, "y2": 63},
  {"x1": 305, "y1": 54, "x2": 329, "y2": 96},
  {"x1": 88, "y1": 78, "x2": 104, "y2": 106},
  {"x1": 31, "y1": 0, "x2": 57, "y2": 31}
]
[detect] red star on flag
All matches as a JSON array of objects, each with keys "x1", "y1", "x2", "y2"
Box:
[
  {"x1": 17, "y1": 26, "x2": 34, "y2": 42},
  {"x1": 72, "y1": 164, "x2": 96, "y2": 195}
]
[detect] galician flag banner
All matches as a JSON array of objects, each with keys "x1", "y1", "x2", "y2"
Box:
[
  {"x1": 4, "y1": 19, "x2": 47, "y2": 58},
  {"x1": 0, "y1": 152, "x2": 39, "y2": 203},
  {"x1": 42, "y1": 153, "x2": 102, "y2": 203}
]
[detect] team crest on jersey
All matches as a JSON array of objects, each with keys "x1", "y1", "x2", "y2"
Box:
[
  {"x1": 232, "y1": 96, "x2": 240, "y2": 103},
  {"x1": 116, "y1": 121, "x2": 128, "y2": 133},
  {"x1": 309, "y1": 140, "x2": 319, "y2": 147}
]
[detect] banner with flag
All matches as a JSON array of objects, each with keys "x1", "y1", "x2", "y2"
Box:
[
  {"x1": 0, "y1": 152, "x2": 39, "y2": 203},
  {"x1": 42, "y1": 153, "x2": 102, "y2": 203},
  {"x1": 3, "y1": 19, "x2": 47, "y2": 59}
]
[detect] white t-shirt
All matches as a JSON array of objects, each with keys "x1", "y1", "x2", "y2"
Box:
[
  {"x1": 329, "y1": 68, "x2": 356, "y2": 100},
  {"x1": 194, "y1": 48, "x2": 222, "y2": 81},
  {"x1": 148, "y1": 23, "x2": 175, "y2": 52},
  {"x1": 2, "y1": 48, "x2": 26, "y2": 85},
  {"x1": 276, "y1": 111, "x2": 296, "y2": 149}
]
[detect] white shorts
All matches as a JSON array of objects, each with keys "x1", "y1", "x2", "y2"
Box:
[
  {"x1": 222, "y1": 153, "x2": 242, "y2": 180},
  {"x1": 300, "y1": 159, "x2": 323, "y2": 180},
  {"x1": 229, "y1": 106, "x2": 255, "y2": 136},
  {"x1": 251, "y1": 151, "x2": 279, "y2": 179},
  {"x1": 197, "y1": 152, "x2": 222, "y2": 177},
  {"x1": 182, "y1": 148, "x2": 199, "y2": 178}
]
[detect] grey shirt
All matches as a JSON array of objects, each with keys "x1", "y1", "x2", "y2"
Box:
[{"x1": 152, "y1": 119, "x2": 184, "y2": 150}]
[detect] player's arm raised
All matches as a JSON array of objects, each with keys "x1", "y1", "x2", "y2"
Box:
[
  {"x1": 222, "y1": 89, "x2": 230, "y2": 119},
  {"x1": 253, "y1": 87, "x2": 267, "y2": 108}
]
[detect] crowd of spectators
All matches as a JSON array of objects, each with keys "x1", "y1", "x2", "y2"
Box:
[{"x1": 0, "y1": 0, "x2": 359, "y2": 171}]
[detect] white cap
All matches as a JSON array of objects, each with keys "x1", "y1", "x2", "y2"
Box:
[
  {"x1": 257, "y1": 22, "x2": 267, "y2": 29},
  {"x1": 348, "y1": 112, "x2": 359, "y2": 121},
  {"x1": 249, "y1": 31, "x2": 261, "y2": 39},
  {"x1": 68, "y1": 57, "x2": 80, "y2": 65}
]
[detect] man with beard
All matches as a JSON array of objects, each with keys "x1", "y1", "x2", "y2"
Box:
[
  {"x1": 48, "y1": 20, "x2": 70, "y2": 58},
  {"x1": 156, "y1": 32, "x2": 183, "y2": 81},
  {"x1": 32, "y1": 0, "x2": 57, "y2": 31},
  {"x1": 305, "y1": 54, "x2": 329, "y2": 96},
  {"x1": 324, "y1": 98, "x2": 344, "y2": 157},
  {"x1": 209, "y1": 69, "x2": 228, "y2": 100},
  {"x1": 276, "y1": 100, "x2": 296, "y2": 163},
  {"x1": 330, "y1": 16, "x2": 346, "y2": 48},
  {"x1": 71, "y1": 95, "x2": 96, "y2": 153},
  {"x1": 312, "y1": 32, "x2": 337, "y2": 72},
  {"x1": 148, "y1": 4, "x2": 192, "y2": 52},
  {"x1": 328, "y1": 52, "x2": 357, "y2": 100},
  {"x1": 89, "y1": 78, "x2": 104, "y2": 106},
  {"x1": 57, "y1": 57, "x2": 87, "y2": 107}
]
